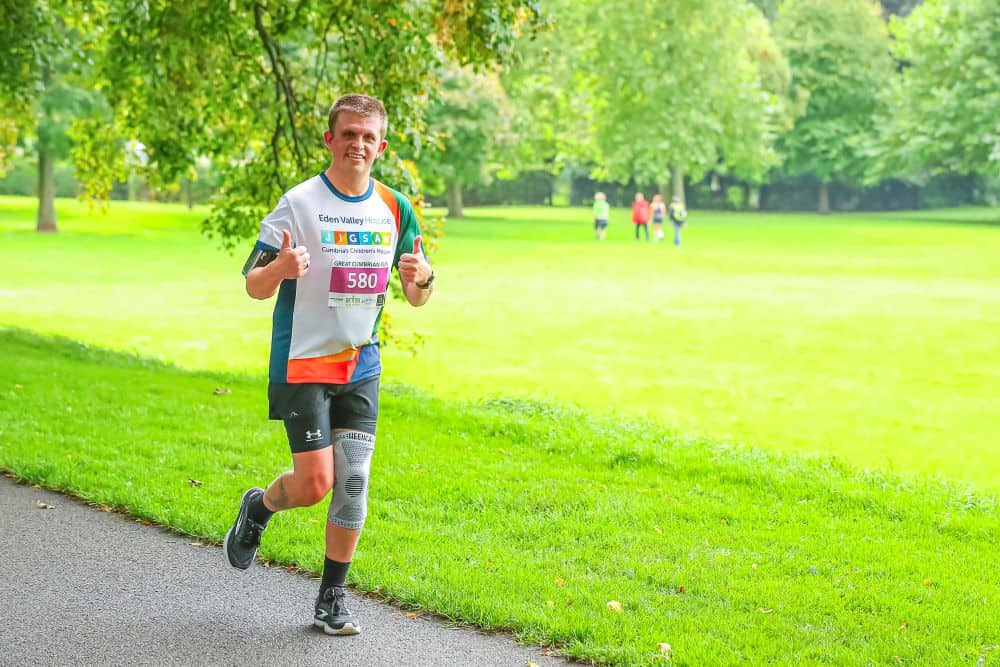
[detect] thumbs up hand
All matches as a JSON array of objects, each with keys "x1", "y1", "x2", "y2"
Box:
[
  {"x1": 397, "y1": 235, "x2": 431, "y2": 286},
  {"x1": 277, "y1": 230, "x2": 310, "y2": 278}
]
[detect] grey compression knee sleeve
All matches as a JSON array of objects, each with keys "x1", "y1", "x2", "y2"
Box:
[{"x1": 328, "y1": 430, "x2": 375, "y2": 530}]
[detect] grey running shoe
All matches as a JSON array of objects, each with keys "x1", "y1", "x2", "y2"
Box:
[
  {"x1": 223, "y1": 487, "x2": 266, "y2": 570},
  {"x1": 314, "y1": 586, "x2": 361, "y2": 636}
]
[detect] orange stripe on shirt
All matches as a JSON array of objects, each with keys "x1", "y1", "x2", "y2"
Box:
[
  {"x1": 373, "y1": 180, "x2": 401, "y2": 235},
  {"x1": 286, "y1": 348, "x2": 360, "y2": 384}
]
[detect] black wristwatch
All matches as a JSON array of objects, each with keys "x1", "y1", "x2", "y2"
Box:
[{"x1": 416, "y1": 271, "x2": 435, "y2": 289}]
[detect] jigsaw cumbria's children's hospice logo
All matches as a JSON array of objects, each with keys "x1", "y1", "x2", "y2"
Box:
[{"x1": 321, "y1": 230, "x2": 393, "y2": 246}]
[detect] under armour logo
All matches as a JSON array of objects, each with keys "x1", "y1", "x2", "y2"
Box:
[{"x1": 305, "y1": 429, "x2": 323, "y2": 441}]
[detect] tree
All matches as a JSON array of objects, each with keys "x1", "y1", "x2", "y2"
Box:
[
  {"x1": 515, "y1": 0, "x2": 791, "y2": 205},
  {"x1": 416, "y1": 66, "x2": 516, "y2": 218},
  {"x1": 0, "y1": 2, "x2": 95, "y2": 232},
  {"x1": 0, "y1": 1, "x2": 47, "y2": 176},
  {"x1": 74, "y1": 0, "x2": 542, "y2": 247},
  {"x1": 775, "y1": 0, "x2": 893, "y2": 214},
  {"x1": 501, "y1": 2, "x2": 601, "y2": 182},
  {"x1": 877, "y1": 0, "x2": 1000, "y2": 181}
]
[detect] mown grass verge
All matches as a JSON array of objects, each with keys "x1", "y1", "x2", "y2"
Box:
[{"x1": 1, "y1": 328, "x2": 997, "y2": 665}]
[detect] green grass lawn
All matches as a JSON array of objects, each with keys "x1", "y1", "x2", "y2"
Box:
[
  {"x1": 2, "y1": 329, "x2": 997, "y2": 665},
  {"x1": 2, "y1": 196, "x2": 999, "y2": 664},
  {"x1": 1, "y1": 196, "x2": 998, "y2": 488}
]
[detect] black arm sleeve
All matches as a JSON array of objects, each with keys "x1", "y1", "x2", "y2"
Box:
[{"x1": 241, "y1": 247, "x2": 278, "y2": 277}]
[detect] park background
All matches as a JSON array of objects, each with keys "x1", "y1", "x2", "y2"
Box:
[{"x1": 1, "y1": 1, "x2": 998, "y2": 665}]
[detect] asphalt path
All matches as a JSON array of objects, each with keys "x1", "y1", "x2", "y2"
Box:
[{"x1": 0, "y1": 475, "x2": 569, "y2": 666}]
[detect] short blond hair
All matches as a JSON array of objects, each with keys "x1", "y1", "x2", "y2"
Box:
[{"x1": 328, "y1": 94, "x2": 388, "y2": 139}]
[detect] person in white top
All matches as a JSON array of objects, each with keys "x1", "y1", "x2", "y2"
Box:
[{"x1": 224, "y1": 94, "x2": 433, "y2": 636}]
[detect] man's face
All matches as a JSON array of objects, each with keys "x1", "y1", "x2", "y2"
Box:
[{"x1": 324, "y1": 111, "x2": 387, "y2": 176}]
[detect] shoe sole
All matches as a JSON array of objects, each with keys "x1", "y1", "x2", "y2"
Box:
[
  {"x1": 223, "y1": 488, "x2": 261, "y2": 570},
  {"x1": 314, "y1": 619, "x2": 361, "y2": 636}
]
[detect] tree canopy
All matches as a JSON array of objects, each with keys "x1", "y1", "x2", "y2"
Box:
[
  {"x1": 21, "y1": 0, "x2": 542, "y2": 244},
  {"x1": 504, "y1": 0, "x2": 793, "y2": 203},
  {"x1": 775, "y1": 0, "x2": 893, "y2": 213},
  {"x1": 4, "y1": 0, "x2": 1000, "y2": 217},
  {"x1": 878, "y1": 0, "x2": 1000, "y2": 180}
]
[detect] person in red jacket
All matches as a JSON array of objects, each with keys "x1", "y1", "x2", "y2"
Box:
[{"x1": 631, "y1": 192, "x2": 651, "y2": 241}]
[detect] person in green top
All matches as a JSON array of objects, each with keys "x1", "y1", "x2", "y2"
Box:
[
  {"x1": 592, "y1": 191, "x2": 610, "y2": 240},
  {"x1": 669, "y1": 195, "x2": 688, "y2": 246}
]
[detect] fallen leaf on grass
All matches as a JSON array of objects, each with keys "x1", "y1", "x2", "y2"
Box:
[
  {"x1": 188, "y1": 478, "x2": 203, "y2": 487},
  {"x1": 36, "y1": 500, "x2": 55, "y2": 510},
  {"x1": 675, "y1": 585, "x2": 685, "y2": 594},
  {"x1": 405, "y1": 613, "x2": 418, "y2": 619},
  {"x1": 758, "y1": 608, "x2": 774, "y2": 614},
  {"x1": 213, "y1": 387, "x2": 231, "y2": 395},
  {"x1": 138, "y1": 519, "x2": 154, "y2": 526},
  {"x1": 899, "y1": 620, "x2": 908, "y2": 629},
  {"x1": 658, "y1": 642, "x2": 672, "y2": 657},
  {"x1": 606, "y1": 600, "x2": 623, "y2": 613},
  {"x1": 98, "y1": 505, "x2": 113, "y2": 512}
]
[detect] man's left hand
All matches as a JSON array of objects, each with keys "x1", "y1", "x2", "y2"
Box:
[{"x1": 397, "y1": 236, "x2": 431, "y2": 286}]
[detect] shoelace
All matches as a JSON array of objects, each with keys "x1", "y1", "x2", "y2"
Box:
[
  {"x1": 326, "y1": 588, "x2": 352, "y2": 615},
  {"x1": 241, "y1": 519, "x2": 263, "y2": 546}
]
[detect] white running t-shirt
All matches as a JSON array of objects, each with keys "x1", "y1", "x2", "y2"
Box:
[{"x1": 251, "y1": 173, "x2": 421, "y2": 384}]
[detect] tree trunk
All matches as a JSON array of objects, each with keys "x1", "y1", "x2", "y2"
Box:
[
  {"x1": 36, "y1": 139, "x2": 57, "y2": 232},
  {"x1": 184, "y1": 177, "x2": 194, "y2": 209},
  {"x1": 671, "y1": 164, "x2": 685, "y2": 205},
  {"x1": 818, "y1": 181, "x2": 830, "y2": 215},
  {"x1": 447, "y1": 180, "x2": 464, "y2": 218}
]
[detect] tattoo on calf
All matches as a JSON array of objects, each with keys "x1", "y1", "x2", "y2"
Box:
[{"x1": 269, "y1": 476, "x2": 291, "y2": 510}]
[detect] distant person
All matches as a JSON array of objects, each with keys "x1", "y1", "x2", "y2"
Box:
[
  {"x1": 226, "y1": 93, "x2": 434, "y2": 637},
  {"x1": 651, "y1": 194, "x2": 666, "y2": 242},
  {"x1": 669, "y1": 195, "x2": 688, "y2": 246},
  {"x1": 592, "y1": 192, "x2": 610, "y2": 240},
  {"x1": 631, "y1": 192, "x2": 650, "y2": 241}
]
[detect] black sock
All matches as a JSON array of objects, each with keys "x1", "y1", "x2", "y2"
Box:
[
  {"x1": 247, "y1": 492, "x2": 274, "y2": 525},
  {"x1": 321, "y1": 558, "x2": 351, "y2": 593}
]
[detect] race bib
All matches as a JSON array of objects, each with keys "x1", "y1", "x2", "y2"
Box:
[{"x1": 328, "y1": 266, "x2": 389, "y2": 308}]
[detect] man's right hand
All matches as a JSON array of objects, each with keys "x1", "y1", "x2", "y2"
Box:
[{"x1": 275, "y1": 230, "x2": 310, "y2": 279}]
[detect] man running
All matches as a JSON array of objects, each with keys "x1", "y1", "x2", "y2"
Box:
[{"x1": 224, "y1": 93, "x2": 434, "y2": 637}]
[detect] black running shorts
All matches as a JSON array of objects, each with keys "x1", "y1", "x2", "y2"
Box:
[{"x1": 267, "y1": 376, "x2": 379, "y2": 453}]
